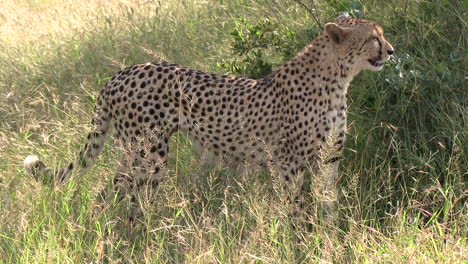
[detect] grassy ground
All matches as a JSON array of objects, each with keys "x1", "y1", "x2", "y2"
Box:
[{"x1": 0, "y1": 0, "x2": 466, "y2": 263}]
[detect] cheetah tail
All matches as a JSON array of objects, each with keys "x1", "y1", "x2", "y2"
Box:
[{"x1": 24, "y1": 93, "x2": 112, "y2": 185}]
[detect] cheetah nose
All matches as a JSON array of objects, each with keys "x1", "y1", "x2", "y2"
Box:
[{"x1": 387, "y1": 49, "x2": 394, "y2": 55}]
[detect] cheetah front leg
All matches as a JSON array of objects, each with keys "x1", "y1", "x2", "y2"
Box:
[
  {"x1": 312, "y1": 130, "x2": 344, "y2": 224},
  {"x1": 273, "y1": 148, "x2": 306, "y2": 214},
  {"x1": 274, "y1": 140, "x2": 342, "y2": 220},
  {"x1": 311, "y1": 158, "x2": 340, "y2": 223}
]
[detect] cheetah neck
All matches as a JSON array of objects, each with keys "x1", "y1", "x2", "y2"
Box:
[
  {"x1": 304, "y1": 36, "x2": 354, "y2": 85},
  {"x1": 273, "y1": 35, "x2": 353, "y2": 106}
]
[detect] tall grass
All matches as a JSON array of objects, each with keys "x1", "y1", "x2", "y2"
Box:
[{"x1": 0, "y1": 0, "x2": 466, "y2": 263}]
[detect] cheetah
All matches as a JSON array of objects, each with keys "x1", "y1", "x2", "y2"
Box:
[{"x1": 24, "y1": 15, "x2": 394, "y2": 212}]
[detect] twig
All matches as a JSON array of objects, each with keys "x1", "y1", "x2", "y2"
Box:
[{"x1": 293, "y1": 0, "x2": 323, "y2": 29}]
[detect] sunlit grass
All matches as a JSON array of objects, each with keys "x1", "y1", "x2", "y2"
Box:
[{"x1": 0, "y1": 0, "x2": 466, "y2": 263}]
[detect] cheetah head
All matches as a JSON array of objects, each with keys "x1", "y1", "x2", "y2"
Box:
[{"x1": 324, "y1": 15, "x2": 394, "y2": 73}]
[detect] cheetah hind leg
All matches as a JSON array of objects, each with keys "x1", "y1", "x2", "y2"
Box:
[
  {"x1": 103, "y1": 136, "x2": 169, "y2": 224},
  {"x1": 96, "y1": 158, "x2": 132, "y2": 210}
]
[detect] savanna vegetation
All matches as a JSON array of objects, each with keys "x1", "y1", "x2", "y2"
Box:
[{"x1": 0, "y1": 0, "x2": 466, "y2": 263}]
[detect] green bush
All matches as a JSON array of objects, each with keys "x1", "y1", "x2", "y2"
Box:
[{"x1": 217, "y1": 17, "x2": 300, "y2": 78}]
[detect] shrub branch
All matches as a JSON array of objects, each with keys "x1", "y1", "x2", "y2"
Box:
[{"x1": 293, "y1": 0, "x2": 323, "y2": 29}]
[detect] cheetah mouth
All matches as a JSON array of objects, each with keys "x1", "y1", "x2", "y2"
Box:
[{"x1": 368, "y1": 59, "x2": 384, "y2": 68}]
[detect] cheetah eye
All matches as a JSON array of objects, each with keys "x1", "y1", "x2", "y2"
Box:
[{"x1": 372, "y1": 36, "x2": 380, "y2": 42}]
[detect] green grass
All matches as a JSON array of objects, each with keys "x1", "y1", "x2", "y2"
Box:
[{"x1": 0, "y1": 0, "x2": 466, "y2": 263}]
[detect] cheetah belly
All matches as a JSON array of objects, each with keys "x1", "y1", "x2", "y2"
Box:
[
  {"x1": 188, "y1": 134, "x2": 223, "y2": 166},
  {"x1": 186, "y1": 134, "x2": 256, "y2": 172},
  {"x1": 181, "y1": 124, "x2": 277, "y2": 170}
]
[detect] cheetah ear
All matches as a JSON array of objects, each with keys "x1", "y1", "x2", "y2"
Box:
[{"x1": 324, "y1": 23, "x2": 347, "y2": 44}]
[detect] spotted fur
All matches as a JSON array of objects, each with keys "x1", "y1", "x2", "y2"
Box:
[{"x1": 25, "y1": 15, "x2": 394, "y2": 209}]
